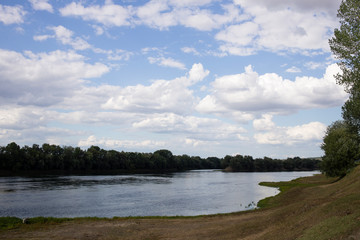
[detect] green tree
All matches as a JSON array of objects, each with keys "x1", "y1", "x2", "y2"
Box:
[
  {"x1": 321, "y1": 121, "x2": 360, "y2": 177},
  {"x1": 329, "y1": 0, "x2": 360, "y2": 133},
  {"x1": 342, "y1": 85, "x2": 360, "y2": 134}
]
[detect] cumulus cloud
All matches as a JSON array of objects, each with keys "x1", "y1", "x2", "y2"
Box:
[
  {"x1": 286, "y1": 66, "x2": 301, "y2": 73},
  {"x1": 132, "y1": 113, "x2": 247, "y2": 141},
  {"x1": 59, "y1": 0, "x2": 240, "y2": 31},
  {"x1": 56, "y1": 0, "x2": 340, "y2": 55},
  {"x1": 253, "y1": 114, "x2": 276, "y2": 131},
  {"x1": 0, "y1": 4, "x2": 26, "y2": 25},
  {"x1": 29, "y1": 0, "x2": 53, "y2": 13},
  {"x1": 304, "y1": 61, "x2": 326, "y2": 70},
  {"x1": 0, "y1": 106, "x2": 47, "y2": 130},
  {"x1": 78, "y1": 135, "x2": 166, "y2": 149},
  {"x1": 59, "y1": 1, "x2": 132, "y2": 27},
  {"x1": 216, "y1": 22, "x2": 259, "y2": 47},
  {"x1": 181, "y1": 47, "x2": 200, "y2": 56},
  {"x1": 148, "y1": 56, "x2": 186, "y2": 70},
  {"x1": 102, "y1": 63, "x2": 209, "y2": 114},
  {"x1": 51, "y1": 25, "x2": 91, "y2": 50},
  {"x1": 34, "y1": 25, "x2": 92, "y2": 50},
  {"x1": 254, "y1": 120, "x2": 327, "y2": 145},
  {"x1": 236, "y1": 0, "x2": 340, "y2": 15},
  {"x1": 218, "y1": 0, "x2": 340, "y2": 55},
  {"x1": 0, "y1": 49, "x2": 109, "y2": 106},
  {"x1": 196, "y1": 64, "x2": 347, "y2": 119},
  {"x1": 136, "y1": 2, "x2": 242, "y2": 31},
  {"x1": 34, "y1": 25, "x2": 133, "y2": 61}
]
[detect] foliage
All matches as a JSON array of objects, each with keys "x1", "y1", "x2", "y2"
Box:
[
  {"x1": 0, "y1": 142, "x2": 320, "y2": 174},
  {"x1": 321, "y1": 121, "x2": 360, "y2": 177},
  {"x1": 323, "y1": 0, "x2": 360, "y2": 177},
  {"x1": 329, "y1": 0, "x2": 360, "y2": 91},
  {"x1": 226, "y1": 155, "x2": 320, "y2": 172},
  {"x1": 329, "y1": 0, "x2": 360, "y2": 134},
  {"x1": 342, "y1": 84, "x2": 360, "y2": 134}
]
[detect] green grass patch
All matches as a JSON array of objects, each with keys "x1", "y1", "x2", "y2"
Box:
[
  {"x1": 257, "y1": 176, "x2": 327, "y2": 209},
  {"x1": 0, "y1": 217, "x2": 76, "y2": 230},
  {"x1": 0, "y1": 217, "x2": 22, "y2": 230},
  {"x1": 259, "y1": 180, "x2": 317, "y2": 192},
  {"x1": 26, "y1": 216, "x2": 73, "y2": 224}
]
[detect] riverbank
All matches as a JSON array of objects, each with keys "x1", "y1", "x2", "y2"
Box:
[{"x1": 1, "y1": 166, "x2": 360, "y2": 240}]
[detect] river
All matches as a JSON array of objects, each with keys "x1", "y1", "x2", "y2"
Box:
[{"x1": 0, "y1": 170, "x2": 318, "y2": 218}]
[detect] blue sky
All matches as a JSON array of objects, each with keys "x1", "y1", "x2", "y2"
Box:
[{"x1": 0, "y1": 0, "x2": 348, "y2": 158}]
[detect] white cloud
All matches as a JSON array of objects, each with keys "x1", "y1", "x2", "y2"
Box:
[
  {"x1": 78, "y1": 135, "x2": 166, "y2": 149},
  {"x1": 148, "y1": 56, "x2": 186, "y2": 70},
  {"x1": 185, "y1": 138, "x2": 219, "y2": 147},
  {"x1": 286, "y1": 66, "x2": 301, "y2": 73},
  {"x1": 34, "y1": 25, "x2": 92, "y2": 50},
  {"x1": 236, "y1": 0, "x2": 340, "y2": 15},
  {"x1": 132, "y1": 113, "x2": 247, "y2": 141},
  {"x1": 196, "y1": 64, "x2": 347, "y2": 118},
  {"x1": 188, "y1": 63, "x2": 210, "y2": 84},
  {"x1": 168, "y1": 0, "x2": 213, "y2": 7},
  {"x1": 29, "y1": 0, "x2": 53, "y2": 13},
  {"x1": 91, "y1": 25, "x2": 105, "y2": 35},
  {"x1": 136, "y1": 2, "x2": 241, "y2": 31},
  {"x1": 216, "y1": 22, "x2": 259, "y2": 46},
  {"x1": 0, "y1": 49, "x2": 109, "y2": 106},
  {"x1": 218, "y1": 0, "x2": 340, "y2": 55},
  {"x1": 0, "y1": 106, "x2": 46, "y2": 130},
  {"x1": 0, "y1": 4, "x2": 26, "y2": 25},
  {"x1": 181, "y1": 47, "x2": 200, "y2": 56},
  {"x1": 254, "y1": 121, "x2": 327, "y2": 145},
  {"x1": 50, "y1": 25, "x2": 92, "y2": 50},
  {"x1": 136, "y1": 0, "x2": 175, "y2": 30},
  {"x1": 304, "y1": 61, "x2": 325, "y2": 70},
  {"x1": 102, "y1": 63, "x2": 208, "y2": 114},
  {"x1": 34, "y1": 25, "x2": 133, "y2": 61},
  {"x1": 33, "y1": 34, "x2": 52, "y2": 41},
  {"x1": 253, "y1": 114, "x2": 275, "y2": 131},
  {"x1": 59, "y1": 1, "x2": 240, "y2": 31},
  {"x1": 59, "y1": 1, "x2": 132, "y2": 27}
]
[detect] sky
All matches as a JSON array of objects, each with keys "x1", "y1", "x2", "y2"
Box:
[{"x1": 0, "y1": 0, "x2": 348, "y2": 159}]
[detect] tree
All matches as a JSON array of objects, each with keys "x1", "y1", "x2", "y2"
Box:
[
  {"x1": 321, "y1": 121, "x2": 360, "y2": 177},
  {"x1": 329, "y1": 0, "x2": 360, "y2": 133},
  {"x1": 342, "y1": 85, "x2": 360, "y2": 134}
]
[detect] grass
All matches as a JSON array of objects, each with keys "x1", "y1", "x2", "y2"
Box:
[
  {"x1": 0, "y1": 217, "x2": 22, "y2": 230},
  {"x1": 0, "y1": 217, "x2": 75, "y2": 230},
  {"x1": 257, "y1": 174, "x2": 327, "y2": 209}
]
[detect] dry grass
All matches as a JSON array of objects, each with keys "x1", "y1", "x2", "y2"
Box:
[{"x1": 1, "y1": 166, "x2": 360, "y2": 240}]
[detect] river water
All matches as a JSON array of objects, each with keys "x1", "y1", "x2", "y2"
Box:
[{"x1": 0, "y1": 170, "x2": 318, "y2": 218}]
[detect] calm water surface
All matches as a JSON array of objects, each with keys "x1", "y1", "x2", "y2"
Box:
[{"x1": 0, "y1": 170, "x2": 318, "y2": 218}]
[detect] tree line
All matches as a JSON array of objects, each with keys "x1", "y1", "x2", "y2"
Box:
[{"x1": 0, "y1": 142, "x2": 320, "y2": 174}]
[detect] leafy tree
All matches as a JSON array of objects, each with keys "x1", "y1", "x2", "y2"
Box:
[
  {"x1": 329, "y1": 0, "x2": 360, "y2": 133},
  {"x1": 321, "y1": 121, "x2": 360, "y2": 177},
  {"x1": 342, "y1": 85, "x2": 360, "y2": 134}
]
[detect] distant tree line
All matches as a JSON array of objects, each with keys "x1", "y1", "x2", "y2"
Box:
[
  {"x1": 222, "y1": 155, "x2": 320, "y2": 172},
  {"x1": 0, "y1": 142, "x2": 320, "y2": 174}
]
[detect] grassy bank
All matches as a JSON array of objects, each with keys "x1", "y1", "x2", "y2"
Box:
[{"x1": 1, "y1": 166, "x2": 360, "y2": 239}]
